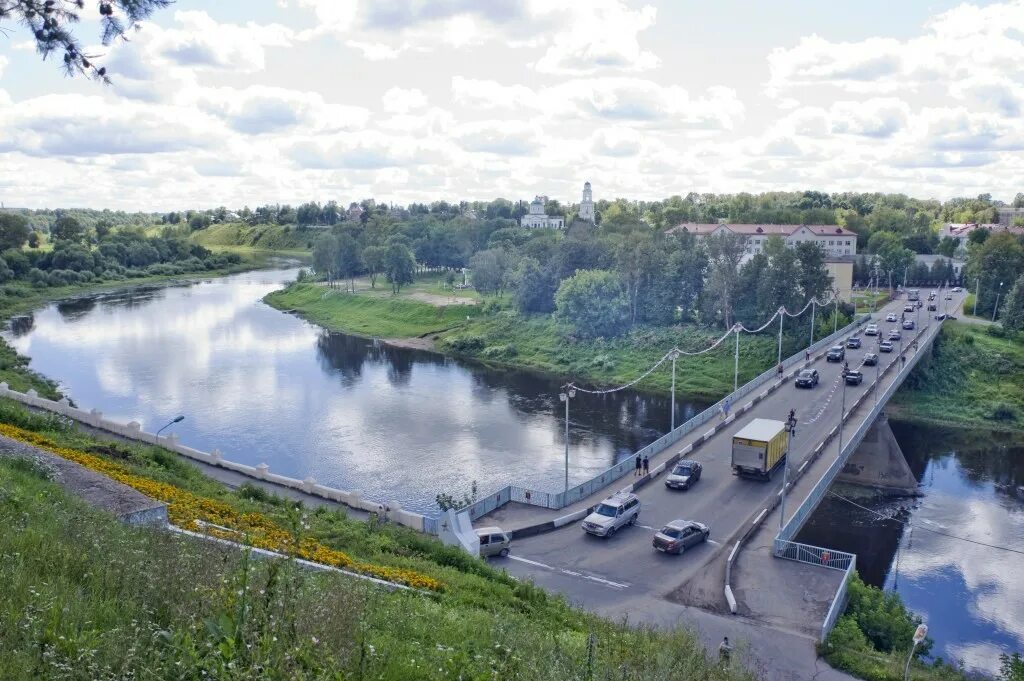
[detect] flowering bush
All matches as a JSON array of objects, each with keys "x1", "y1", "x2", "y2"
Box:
[{"x1": 0, "y1": 424, "x2": 442, "y2": 592}]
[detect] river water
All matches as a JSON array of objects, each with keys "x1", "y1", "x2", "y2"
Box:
[
  {"x1": 4, "y1": 268, "x2": 707, "y2": 514},
  {"x1": 797, "y1": 421, "x2": 1024, "y2": 675}
]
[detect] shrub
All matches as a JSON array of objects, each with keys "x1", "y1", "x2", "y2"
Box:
[
  {"x1": 991, "y1": 403, "x2": 1016, "y2": 421},
  {"x1": 447, "y1": 334, "x2": 486, "y2": 352},
  {"x1": 481, "y1": 343, "x2": 517, "y2": 359}
]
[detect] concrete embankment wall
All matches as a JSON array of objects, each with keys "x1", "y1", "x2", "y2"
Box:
[{"x1": 0, "y1": 383, "x2": 428, "y2": 533}]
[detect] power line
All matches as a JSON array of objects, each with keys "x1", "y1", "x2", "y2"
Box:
[{"x1": 828, "y1": 491, "x2": 1024, "y2": 556}]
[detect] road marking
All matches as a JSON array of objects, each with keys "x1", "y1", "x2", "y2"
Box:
[
  {"x1": 636, "y1": 524, "x2": 657, "y2": 530},
  {"x1": 507, "y1": 555, "x2": 630, "y2": 589},
  {"x1": 707, "y1": 539, "x2": 722, "y2": 546}
]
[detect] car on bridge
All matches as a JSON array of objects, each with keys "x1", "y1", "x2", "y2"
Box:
[
  {"x1": 945, "y1": 293, "x2": 953, "y2": 300},
  {"x1": 953, "y1": 286, "x2": 962, "y2": 292},
  {"x1": 652, "y1": 520, "x2": 710, "y2": 555},
  {"x1": 863, "y1": 352, "x2": 878, "y2": 366},
  {"x1": 846, "y1": 336, "x2": 862, "y2": 349},
  {"x1": 904, "y1": 304, "x2": 915, "y2": 313},
  {"x1": 826, "y1": 345, "x2": 845, "y2": 362},
  {"x1": 795, "y1": 369, "x2": 819, "y2": 388},
  {"x1": 888, "y1": 329, "x2": 902, "y2": 341},
  {"x1": 879, "y1": 340, "x2": 894, "y2": 352},
  {"x1": 902, "y1": 319, "x2": 915, "y2": 330},
  {"x1": 865, "y1": 323, "x2": 879, "y2": 336},
  {"x1": 886, "y1": 312, "x2": 898, "y2": 322},
  {"x1": 844, "y1": 369, "x2": 863, "y2": 385},
  {"x1": 581, "y1": 492, "x2": 640, "y2": 537},
  {"x1": 664, "y1": 460, "x2": 702, "y2": 490},
  {"x1": 928, "y1": 302, "x2": 937, "y2": 311}
]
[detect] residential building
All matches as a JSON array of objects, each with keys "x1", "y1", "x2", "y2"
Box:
[
  {"x1": 668, "y1": 223, "x2": 857, "y2": 257},
  {"x1": 915, "y1": 254, "x2": 965, "y2": 279},
  {"x1": 939, "y1": 222, "x2": 1024, "y2": 250},
  {"x1": 520, "y1": 196, "x2": 565, "y2": 229},
  {"x1": 824, "y1": 258, "x2": 854, "y2": 301},
  {"x1": 997, "y1": 207, "x2": 1024, "y2": 226},
  {"x1": 579, "y1": 181, "x2": 595, "y2": 223}
]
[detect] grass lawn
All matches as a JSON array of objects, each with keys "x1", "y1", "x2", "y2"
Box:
[
  {"x1": 266, "y1": 282, "x2": 483, "y2": 338},
  {"x1": 892, "y1": 322, "x2": 1024, "y2": 431},
  {"x1": 0, "y1": 398, "x2": 755, "y2": 681}
]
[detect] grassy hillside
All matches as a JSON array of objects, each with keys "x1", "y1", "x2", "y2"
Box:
[
  {"x1": 0, "y1": 399, "x2": 754, "y2": 681},
  {"x1": 892, "y1": 322, "x2": 1024, "y2": 431},
  {"x1": 192, "y1": 222, "x2": 316, "y2": 255}
]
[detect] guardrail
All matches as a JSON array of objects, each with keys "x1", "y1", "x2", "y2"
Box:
[{"x1": 463, "y1": 314, "x2": 872, "y2": 521}]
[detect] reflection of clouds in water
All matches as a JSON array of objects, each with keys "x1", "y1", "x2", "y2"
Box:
[
  {"x1": 897, "y1": 469, "x2": 1024, "y2": 669},
  {"x1": 945, "y1": 641, "x2": 1008, "y2": 675}
]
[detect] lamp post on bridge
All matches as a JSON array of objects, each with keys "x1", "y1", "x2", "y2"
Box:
[
  {"x1": 733, "y1": 324, "x2": 740, "y2": 392},
  {"x1": 838, "y1": 367, "x2": 849, "y2": 457},
  {"x1": 670, "y1": 350, "x2": 680, "y2": 432},
  {"x1": 833, "y1": 288, "x2": 839, "y2": 336},
  {"x1": 777, "y1": 307, "x2": 785, "y2": 369},
  {"x1": 809, "y1": 299, "x2": 816, "y2": 347},
  {"x1": 558, "y1": 385, "x2": 577, "y2": 493}
]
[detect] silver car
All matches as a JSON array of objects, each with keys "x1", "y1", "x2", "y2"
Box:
[
  {"x1": 652, "y1": 520, "x2": 710, "y2": 554},
  {"x1": 581, "y1": 492, "x2": 641, "y2": 537},
  {"x1": 475, "y1": 526, "x2": 511, "y2": 558}
]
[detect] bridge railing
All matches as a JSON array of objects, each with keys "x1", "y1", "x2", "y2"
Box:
[
  {"x1": 461, "y1": 313, "x2": 871, "y2": 523},
  {"x1": 774, "y1": 540, "x2": 858, "y2": 642}
]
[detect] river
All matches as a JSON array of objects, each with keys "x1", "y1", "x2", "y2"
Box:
[
  {"x1": 4, "y1": 268, "x2": 707, "y2": 514},
  {"x1": 797, "y1": 421, "x2": 1024, "y2": 676}
]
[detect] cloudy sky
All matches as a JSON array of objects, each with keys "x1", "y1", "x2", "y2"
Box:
[{"x1": 1, "y1": 0, "x2": 1023, "y2": 211}]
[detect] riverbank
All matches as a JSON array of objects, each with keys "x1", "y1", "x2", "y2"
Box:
[
  {"x1": 0, "y1": 397, "x2": 755, "y2": 681},
  {"x1": 265, "y1": 279, "x2": 846, "y2": 401},
  {"x1": 891, "y1": 322, "x2": 1024, "y2": 432}
]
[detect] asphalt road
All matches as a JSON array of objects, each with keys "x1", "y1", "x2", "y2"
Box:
[{"x1": 488, "y1": 288, "x2": 964, "y2": 674}]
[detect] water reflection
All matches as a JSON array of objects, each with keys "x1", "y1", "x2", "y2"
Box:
[
  {"x1": 4, "y1": 268, "x2": 706, "y2": 514},
  {"x1": 798, "y1": 422, "x2": 1024, "y2": 674}
]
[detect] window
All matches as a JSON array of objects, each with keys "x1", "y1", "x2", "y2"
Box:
[{"x1": 479, "y1": 535, "x2": 490, "y2": 545}]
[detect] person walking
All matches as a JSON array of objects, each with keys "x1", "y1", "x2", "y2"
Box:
[
  {"x1": 635, "y1": 454, "x2": 642, "y2": 477},
  {"x1": 719, "y1": 637, "x2": 732, "y2": 667},
  {"x1": 642, "y1": 455, "x2": 649, "y2": 475}
]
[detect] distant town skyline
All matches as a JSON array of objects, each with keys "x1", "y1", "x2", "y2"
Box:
[{"x1": 1, "y1": 0, "x2": 1022, "y2": 210}]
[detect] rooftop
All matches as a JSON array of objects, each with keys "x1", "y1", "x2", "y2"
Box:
[{"x1": 668, "y1": 223, "x2": 851, "y2": 237}]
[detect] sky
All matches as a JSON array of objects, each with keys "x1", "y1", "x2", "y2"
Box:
[{"x1": 0, "y1": 0, "x2": 1023, "y2": 211}]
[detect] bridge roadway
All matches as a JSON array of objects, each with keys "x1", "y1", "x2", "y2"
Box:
[{"x1": 479, "y1": 290, "x2": 963, "y2": 680}]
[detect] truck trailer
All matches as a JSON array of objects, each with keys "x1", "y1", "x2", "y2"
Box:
[{"x1": 731, "y1": 418, "x2": 788, "y2": 480}]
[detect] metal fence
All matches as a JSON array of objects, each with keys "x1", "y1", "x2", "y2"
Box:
[
  {"x1": 773, "y1": 539, "x2": 855, "y2": 571},
  {"x1": 459, "y1": 313, "x2": 871, "y2": 523},
  {"x1": 821, "y1": 562, "x2": 857, "y2": 642}
]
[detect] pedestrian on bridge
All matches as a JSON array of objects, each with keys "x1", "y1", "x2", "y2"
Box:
[
  {"x1": 642, "y1": 455, "x2": 649, "y2": 475},
  {"x1": 635, "y1": 454, "x2": 642, "y2": 477}
]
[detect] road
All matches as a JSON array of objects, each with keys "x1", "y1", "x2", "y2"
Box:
[{"x1": 486, "y1": 288, "x2": 965, "y2": 679}]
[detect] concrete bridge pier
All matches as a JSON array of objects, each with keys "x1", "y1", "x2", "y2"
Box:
[{"x1": 836, "y1": 413, "x2": 919, "y2": 495}]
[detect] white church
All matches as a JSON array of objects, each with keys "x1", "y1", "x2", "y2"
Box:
[{"x1": 520, "y1": 182, "x2": 595, "y2": 229}]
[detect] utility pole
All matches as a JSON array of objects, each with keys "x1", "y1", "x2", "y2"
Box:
[
  {"x1": 777, "y1": 309, "x2": 784, "y2": 368},
  {"x1": 558, "y1": 385, "x2": 576, "y2": 492},
  {"x1": 670, "y1": 350, "x2": 679, "y2": 431},
  {"x1": 973, "y1": 277, "x2": 980, "y2": 317},
  {"x1": 833, "y1": 292, "x2": 839, "y2": 335},
  {"x1": 733, "y1": 325, "x2": 740, "y2": 391},
  {"x1": 993, "y1": 281, "x2": 1004, "y2": 322},
  {"x1": 809, "y1": 300, "x2": 816, "y2": 347}
]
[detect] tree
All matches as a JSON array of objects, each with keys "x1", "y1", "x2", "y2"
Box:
[
  {"x1": 703, "y1": 232, "x2": 746, "y2": 328},
  {"x1": 554, "y1": 269, "x2": 629, "y2": 338},
  {"x1": 50, "y1": 215, "x2": 84, "y2": 243},
  {"x1": 794, "y1": 241, "x2": 833, "y2": 303},
  {"x1": 0, "y1": 213, "x2": 31, "y2": 251},
  {"x1": 1, "y1": 0, "x2": 171, "y2": 81},
  {"x1": 469, "y1": 248, "x2": 505, "y2": 296},
  {"x1": 362, "y1": 245, "x2": 386, "y2": 289},
  {"x1": 27, "y1": 231, "x2": 40, "y2": 249},
  {"x1": 936, "y1": 236, "x2": 958, "y2": 258},
  {"x1": 312, "y1": 234, "x2": 338, "y2": 285},
  {"x1": 966, "y1": 232, "x2": 1024, "y2": 316},
  {"x1": 968, "y1": 228, "x2": 990, "y2": 246},
  {"x1": 999, "y1": 274, "x2": 1024, "y2": 332},
  {"x1": 94, "y1": 219, "x2": 112, "y2": 241},
  {"x1": 334, "y1": 234, "x2": 362, "y2": 292},
  {"x1": 1000, "y1": 652, "x2": 1024, "y2": 681},
  {"x1": 384, "y1": 241, "x2": 415, "y2": 294},
  {"x1": 510, "y1": 257, "x2": 557, "y2": 314}
]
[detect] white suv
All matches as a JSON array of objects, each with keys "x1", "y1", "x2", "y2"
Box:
[
  {"x1": 581, "y1": 492, "x2": 641, "y2": 537},
  {"x1": 864, "y1": 323, "x2": 879, "y2": 336}
]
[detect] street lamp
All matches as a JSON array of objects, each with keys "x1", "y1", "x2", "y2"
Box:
[
  {"x1": 558, "y1": 386, "x2": 577, "y2": 492},
  {"x1": 903, "y1": 623, "x2": 929, "y2": 681},
  {"x1": 833, "y1": 290, "x2": 839, "y2": 335},
  {"x1": 733, "y1": 324, "x2": 741, "y2": 391},
  {"x1": 156, "y1": 415, "x2": 184, "y2": 438},
  {"x1": 973, "y1": 277, "x2": 980, "y2": 317},
  {"x1": 993, "y1": 281, "x2": 1005, "y2": 322},
  {"x1": 776, "y1": 308, "x2": 785, "y2": 369},
  {"x1": 809, "y1": 299, "x2": 816, "y2": 347},
  {"x1": 669, "y1": 349, "x2": 680, "y2": 431},
  {"x1": 838, "y1": 368, "x2": 848, "y2": 455}
]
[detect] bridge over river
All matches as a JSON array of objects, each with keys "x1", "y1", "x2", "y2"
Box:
[{"x1": 472, "y1": 289, "x2": 964, "y2": 680}]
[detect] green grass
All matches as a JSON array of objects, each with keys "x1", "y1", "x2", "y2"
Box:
[
  {"x1": 0, "y1": 402, "x2": 755, "y2": 681},
  {"x1": 266, "y1": 282, "x2": 483, "y2": 338},
  {"x1": 192, "y1": 222, "x2": 317, "y2": 254},
  {"x1": 892, "y1": 322, "x2": 1024, "y2": 431}
]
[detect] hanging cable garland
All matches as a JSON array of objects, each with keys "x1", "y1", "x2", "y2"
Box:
[{"x1": 569, "y1": 292, "x2": 844, "y2": 396}]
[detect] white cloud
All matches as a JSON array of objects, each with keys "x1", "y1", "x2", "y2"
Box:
[
  {"x1": 382, "y1": 87, "x2": 428, "y2": 114},
  {"x1": 197, "y1": 86, "x2": 369, "y2": 134},
  {"x1": 154, "y1": 10, "x2": 293, "y2": 72},
  {"x1": 0, "y1": 56, "x2": 7, "y2": 80},
  {"x1": 454, "y1": 121, "x2": 539, "y2": 155},
  {"x1": 590, "y1": 127, "x2": 642, "y2": 157},
  {"x1": 532, "y1": 1, "x2": 659, "y2": 74}
]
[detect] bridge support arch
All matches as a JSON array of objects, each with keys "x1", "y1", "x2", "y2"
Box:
[{"x1": 835, "y1": 413, "x2": 918, "y2": 495}]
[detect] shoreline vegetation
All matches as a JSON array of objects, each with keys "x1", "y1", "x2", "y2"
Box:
[
  {"x1": 0, "y1": 397, "x2": 755, "y2": 680},
  {"x1": 265, "y1": 274, "x2": 854, "y2": 401}
]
